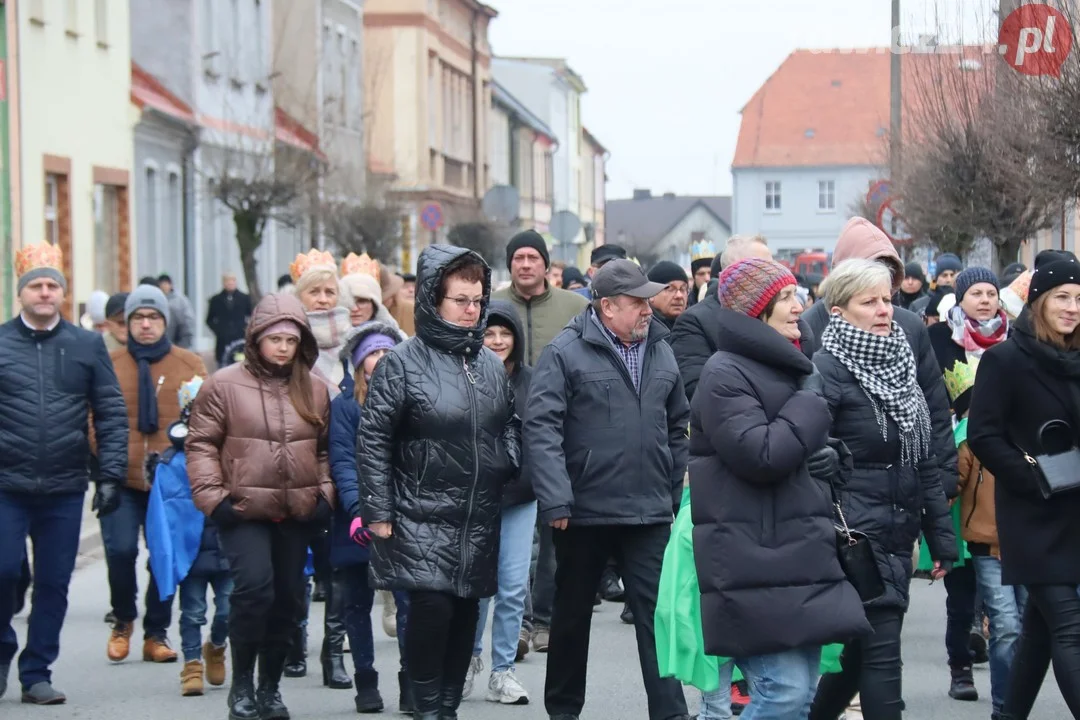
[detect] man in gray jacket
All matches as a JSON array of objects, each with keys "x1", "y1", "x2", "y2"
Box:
[
  {"x1": 157, "y1": 274, "x2": 196, "y2": 349},
  {"x1": 525, "y1": 259, "x2": 691, "y2": 720}
]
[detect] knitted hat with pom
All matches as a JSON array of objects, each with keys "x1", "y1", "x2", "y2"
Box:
[{"x1": 717, "y1": 258, "x2": 796, "y2": 318}]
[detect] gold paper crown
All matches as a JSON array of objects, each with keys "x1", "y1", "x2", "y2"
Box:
[
  {"x1": 1008, "y1": 269, "x2": 1033, "y2": 303},
  {"x1": 340, "y1": 252, "x2": 380, "y2": 282},
  {"x1": 289, "y1": 249, "x2": 337, "y2": 283},
  {"x1": 15, "y1": 242, "x2": 63, "y2": 277},
  {"x1": 943, "y1": 360, "x2": 978, "y2": 403},
  {"x1": 691, "y1": 240, "x2": 717, "y2": 262}
]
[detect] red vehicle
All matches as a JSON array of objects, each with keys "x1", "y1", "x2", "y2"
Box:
[{"x1": 778, "y1": 252, "x2": 830, "y2": 278}]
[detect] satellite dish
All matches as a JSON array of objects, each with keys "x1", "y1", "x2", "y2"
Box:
[
  {"x1": 482, "y1": 185, "x2": 520, "y2": 225},
  {"x1": 550, "y1": 210, "x2": 582, "y2": 244}
]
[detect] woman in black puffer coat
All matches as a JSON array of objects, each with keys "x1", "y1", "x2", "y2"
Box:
[
  {"x1": 358, "y1": 245, "x2": 520, "y2": 719},
  {"x1": 809, "y1": 259, "x2": 957, "y2": 720},
  {"x1": 691, "y1": 258, "x2": 867, "y2": 719}
]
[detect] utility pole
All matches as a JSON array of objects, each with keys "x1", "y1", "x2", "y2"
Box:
[{"x1": 889, "y1": 0, "x2": 902, "y2": 185}]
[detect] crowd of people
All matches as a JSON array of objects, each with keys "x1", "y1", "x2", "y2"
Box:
[{"x1": 1, "y1": 218, "x2": 1080, "y2": 720}]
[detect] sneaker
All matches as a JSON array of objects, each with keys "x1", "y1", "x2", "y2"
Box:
[
  {"x1": 531, "y1": 625, "x2": 550, "y2": 653},
  {"x1": 21, "y1": 681, "x2": 66, "y2": 705},
  {"x1": 516, "y1": 627, "x2": 530, "y2": 662},
  {"x1": 486, "y1": 668, "x2": 529, "y2": 705},
  {"x1": 107, "y1": 621, "x2": 133, "y2": 662},
  {"x1": 462, "y1": 655, "x2": 483, "y2": 699},
  {"x1": 731, "y1": 680, "x2": 750, "y2": 715},
  {"x1": 970, "y1": 629, "x2": 989, "y2": 665},
  {"x1": 948, "y1": 665, "x2": 978, "y2": 701}
]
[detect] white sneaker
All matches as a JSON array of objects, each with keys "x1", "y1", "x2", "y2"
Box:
[
  {"x1": 486, "y1": 668, "x2": 529, "y2": 705},
  {"x1": 462, "y1": 655, "x2": 483, "y2": 699}
]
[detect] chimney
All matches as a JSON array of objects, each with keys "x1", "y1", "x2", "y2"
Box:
[
  {"x1": 663, "y1": 192, "x2": 676, "y2": 199},
  {"x1": 632, "y1": 188, "x2": 652, "y2": 200}
]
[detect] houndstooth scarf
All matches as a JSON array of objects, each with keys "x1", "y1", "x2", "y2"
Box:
[{"x1": 820, "y1": 314, "x2": 932, "y2": 466}]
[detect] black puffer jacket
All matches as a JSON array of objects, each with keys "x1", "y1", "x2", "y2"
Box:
[
  {"x1": 813, "y1": 346, "x2": 957, "y2": 611},
  {"x1": 487, "y1": 300, "x2": 534, "y2": 507},
  {"x1": 0, "y1": 318, "x2": 128, "y2": 493},
  {"x1": 690, "y1": 309, "x2": 868, "y2": 658},
  {"x1": 358, "y1": 245, "x2": 521, "y2": 598},
  {"x1": 670, "y1": 279, "x2": 817, "y2": 402},
  {"x1": 805, "y1": 301, "x2": 958, "y2": 496}
]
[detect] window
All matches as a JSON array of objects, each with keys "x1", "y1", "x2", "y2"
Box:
[
  {"x1": 428, "y1": 57, "x2": 438, "y2": 147},
  {"x1": 201, "y1": 0, "x2": 219, "y2": 77},
  {"x1": 145, "y1": 166, "x2": 158, "y2": 250},
  {"x1": 348, "y1": 38, "x2": 361, "y2": 130},
  {"x1": 818, "y1": 180, "x2": 836, "y2": 211},
  {"x1": 322, "y1": 24, "x2": 335, "y2": 123},
  {"x1": 44, "y1": 175, "x2": 59, "y2": 245},
  {"x1": 94, "y1": 184, "x2": 120, "y2": 293},
  {"x1": 230, "y1": 0, "x2": 242, "y2": 84},
  {"x1": 167, "y1": 171, "x2": 183, "y2": 283},
  {"x1": 29, "y1": 0, "x2": 44, "y2": 25},
  {"x1": 253, "y1": 0, "x2": 265, "y2": 88},
  {"x1": 65, "y1": 0, "x2": 79, "y2": 36},
  {"x1": 94, "y1": 0, "x2": 108, "y2": 47},
  {"x1": 338, "y1": 30, "x2": 347, "y2": 125},
  {"x1": 765, "y1": 181, "x2": 782, "y2": 211}
]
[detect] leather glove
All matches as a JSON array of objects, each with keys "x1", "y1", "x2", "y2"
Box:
[
  {"x1": 312, "y1": 496, "x2": 332, "y2": 525},
  {"x1": 92, "y1": 481, "x2": 122, "y2": 518},
  {"x1": 806, "y1": 446, "x2": 840, "y2": 482},
  {"x1": 798, "y1": 366, "x2": 825, "y2": 397},
  {"x1": 349, "y1": 517, "x2": 374, "y2": 547},
  {"x1": 211, "y1": 498, "x2": 240, "y2": 529}
]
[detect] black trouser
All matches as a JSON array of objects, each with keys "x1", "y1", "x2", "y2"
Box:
[
  {"x1": 404, "y1": 591, "x2": 478, "y2": 689},
  {"x1": 218, "y1": 521, "x2": 310, "y2": 650},
  {"x1": 945, "y1": 562, "x2": 978, "y2": 667},
  {"x1": 545, "y1": 523, "x2": 687, "y2": 720},
  {"x1": 1002, "y1": 584, "x2": 1080, "y2": 718},
  {"x1": 810, "y1": 607, "x2": 905, "y2": 720}
]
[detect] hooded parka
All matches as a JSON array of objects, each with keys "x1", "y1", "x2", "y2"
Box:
[
  {"x1": 186, "y1": 292, "x2": 335, "y2": 522},
  {"x1": 358, "y1": 245, "x2": 521, "y2": 598},
  {"x1": 690, "y1": 309, "x2": 868, "y2": 658},
  {"x1": 487, "y1": 299, "x2": 535, "y2": 507}
]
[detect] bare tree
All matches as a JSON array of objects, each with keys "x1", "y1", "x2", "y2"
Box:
[
  {"x1": 446, "y1": 221, "x2": 511, "y2": 267},
  {"x1": 323, "y1": 195, "x2": 404, "y2": 265}
]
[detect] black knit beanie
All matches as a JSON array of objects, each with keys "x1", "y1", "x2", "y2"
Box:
[
  {"x1": 647, "y1": 261, "x2": 688, "y2": 286},
  {"x1": 505, "y1": 230, "x2": 550, "y2": 270},
  {"x1": 1029, "y1": 252, "x2": 1080, "y2": 306}
]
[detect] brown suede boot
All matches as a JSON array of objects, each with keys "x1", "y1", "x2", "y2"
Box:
[
  {"x1": 107, "y1": 622, "x2": 133, "y2": 662},
  {"x1": 181, "y1": 660, "x2": 204, "y2": 697},
  {"x1": 143, "y1": 637, "x2": 178, "y2": 663},
  {"x1": 203, "y1": 641, "x2": 227, "y2": 686}
]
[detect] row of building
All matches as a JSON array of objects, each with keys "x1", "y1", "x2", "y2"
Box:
[{"x1": 2, "y1": 0, "x2": 608, "y2": 352}]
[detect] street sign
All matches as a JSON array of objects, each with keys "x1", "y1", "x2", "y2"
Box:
[
  {"x1": 482, "y1": 185, "x2": 520, "y2": 225},
  {"x1": 866, "y1": 180, "x2": 891, "y2": 208},
  {"x1": 876, "y1": 198, "x2": 913, "y2": 245},
  {"x1": 419, "y1": 202, "x2": 444, "y2": 231},
  {"x1": 550, "y1": 210, "x2": 581, "y2": 244}
]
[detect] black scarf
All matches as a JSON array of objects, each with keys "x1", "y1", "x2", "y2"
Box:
[
  {"x1": 1014, "y1": 311, "x2": 1080, "y2": 380},
  {"x1": 127, "y1": 335, "x2": 173, "y2": 434}
]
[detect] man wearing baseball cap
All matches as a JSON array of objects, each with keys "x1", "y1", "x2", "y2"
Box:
[{"x1": 525, "y1": 259, "x2": 692, "y2": 720}]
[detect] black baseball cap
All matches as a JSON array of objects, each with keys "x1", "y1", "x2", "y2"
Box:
[
  {"x1": 105, "y1": 292, "x2": 129, "y2": 320},
  {"x1": 591, "y1": 259, "x2": 666, "y2": 299},
  {"x1": 590, "y1": 244, "x2": 627, "y2": 268}
]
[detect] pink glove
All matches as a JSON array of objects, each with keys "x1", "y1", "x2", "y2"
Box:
[{"x1": 350, "y1": 517, "x2": 374, "y2": 547}]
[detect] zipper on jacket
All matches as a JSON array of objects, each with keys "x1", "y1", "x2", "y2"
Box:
[
  {"x1": 36, "y1": 343, "x2": 47, "y2": 483},
  {"x1": 525, "y1": 301, "x2": 534, "y2": 363},
  {"x1": 964, "y1": 467, "x2": 983, "y2": 529},
  {"x1": 457, "y1": 355, "x2": 480, "y2": 595}
]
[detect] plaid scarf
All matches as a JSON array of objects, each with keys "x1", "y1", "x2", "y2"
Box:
[
  {"x1": 307, "y1": 306, "x2": 351, "y2": 395},
  {"x1": 820, "y1": 314, "x2": 932, "y2": 466}
]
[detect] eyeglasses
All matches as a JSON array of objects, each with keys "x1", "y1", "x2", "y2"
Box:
[
  {"x1": 445, "y1": 297, "x2": 484, "y2": 310},
  {"x1": 130, "y1": 312, "x2": 164, "y2": 324},
  {"x1": 662, "y1": 285, "x2": 690, "y2": 296}
]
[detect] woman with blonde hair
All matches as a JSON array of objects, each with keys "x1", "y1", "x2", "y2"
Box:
[{"x1": 291, "y1": 249, "x2": 352, "y2": 396}]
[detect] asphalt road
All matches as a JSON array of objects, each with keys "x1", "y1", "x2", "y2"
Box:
[{"x1": 1, "y1": 557, "x2": 1069, "y2": 719}]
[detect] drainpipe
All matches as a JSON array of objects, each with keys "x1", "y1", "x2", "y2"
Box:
[
  {"x1": 180, "y1": 126, "x2": 199, "y2": 298},
  {"x1": 470, "y1": 8, "x2": 481, "y2": 200}
]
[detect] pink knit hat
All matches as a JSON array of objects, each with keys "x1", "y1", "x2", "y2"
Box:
[
  {"x1": 717, "y1": 258, "x2": 796, "y2": 318},
  {"x1": 257, "y1": 319, "x2": 302, "y2": 342}
]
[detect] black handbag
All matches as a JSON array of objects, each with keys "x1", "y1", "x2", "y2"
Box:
[
  {"x1": 1023, "y1": 419, "x2": 1080, "y2": 499},
  {"x1": 833, "y1": 500, "x2": 887, "y2": 604}
]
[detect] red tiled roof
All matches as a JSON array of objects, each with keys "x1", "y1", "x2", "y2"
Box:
[
  {"x1": 130, "y1": 62, "x2": 195, "y2": 124},
  {"x1": 274, "y1": 106, "x2": 323, "y2": 159},
  {"x1": 732, "y1": 48, "x2": 997, "y2": 169}
]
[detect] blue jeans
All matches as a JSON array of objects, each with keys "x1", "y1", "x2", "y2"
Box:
[
  {"x1": 99, "y1": 486, "x2": 173, "y2": 638},
  {"x1": 341, "y1": 562, "x2": 409, "y2": 672},
  {"x1": 972, "y1": 555, "x2": 1028, "y2": 712},
  {"x1": 474, "y1": 501, "x2": 536, "y2": 671},
  {"x1": 737, "y1": 646, "x2": 821, "y2": 720},
  {"x1": 699, "y1": 660, "x2": 735, "y2": 720},
  {"x1": 178, "y1": 571, "x2": 232, "y2": 663},
  {"x1": 0, "y1": 491, "x2": 84, "y2": 689}
]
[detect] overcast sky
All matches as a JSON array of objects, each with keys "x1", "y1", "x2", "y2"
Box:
[{"x1": 488, "y1": 0, "x2": 998, "y2": 200}]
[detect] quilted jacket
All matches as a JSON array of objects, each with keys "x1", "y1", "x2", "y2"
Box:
[
  {"x1": 186, "y1": 292, "x2": 335, "y2": 522},
  {"x1": 0, "y1": 317, "x2": 128, "y2": 494},
  {"x1": 358, "y1": 244, "x2": 521, "y2": 598}
]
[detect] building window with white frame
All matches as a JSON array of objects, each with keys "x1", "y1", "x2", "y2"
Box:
[
  {"x1": 145, "y1": 165, "x2": 158, "y2": 252},
  {"x1": 818, "y1": 180, "x2": 836, "y2": 211},
  {"x1": 94, "y1": 0, "x2": 108, "y2": 46},
  {"x1": 765, "y1": 181, "x2": 782, "y2": 211},
  {"x1": 44, "y1": 175, "x2": 60, "y2": 245}
]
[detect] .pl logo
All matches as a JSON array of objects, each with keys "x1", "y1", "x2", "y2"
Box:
[{"x1": 998, "y1": 4, "x2": 1073, "y2": 76}]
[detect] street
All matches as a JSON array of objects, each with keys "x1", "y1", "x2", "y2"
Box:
[{"x1": 2, "y1": 555, "x2": 1069, "y2": 719}]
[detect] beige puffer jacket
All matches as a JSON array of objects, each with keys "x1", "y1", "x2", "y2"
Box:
[{"x1": 186, "y1": 292, "x2": 334, "y2": 521}]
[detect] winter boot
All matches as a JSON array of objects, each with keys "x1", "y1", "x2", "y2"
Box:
[
  {"x1": 398, "y1": 670, "x2": 415, "y2": 714},
  {"x1": 283, "y1": 626, "x2": 307, "y2": 678},
  {"x1": 203, "y1": 641, "x2": 227, "y2": 686},
  {"x1": 181, "y1": 660, "x2": 205, "y2": 697},
  {"x1": 411, "y1": 676, "x2": 441, "y2": 720},
  {"x1": 439, "y1": 683, "x2": 464, "y2": 719},
  {"x1": 228, "y1": 642, "x2": 260, "y2": 720},
  {"x1": 353, "y1": 668, "x2": 384, "y2": 713},
  {"x1": 948, "y1": 665, "x2": 978, "y2": 701},
  {"x1": 257, "y1": 647, "x2": 291, "y2": 720},
  {"x1": 321, "y1": 571, "x2": 353, "y2": 689}
]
